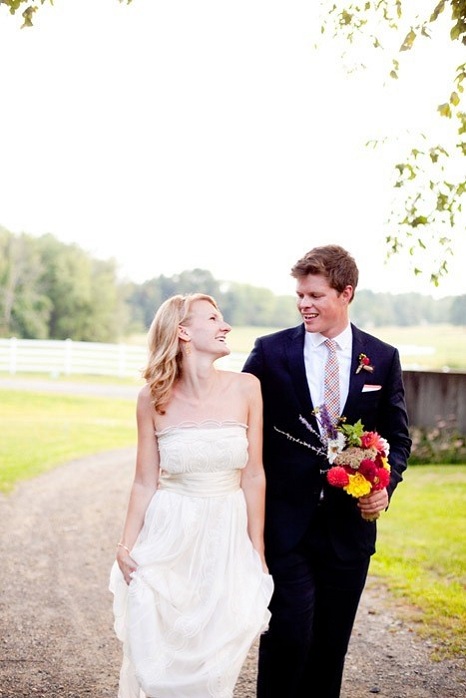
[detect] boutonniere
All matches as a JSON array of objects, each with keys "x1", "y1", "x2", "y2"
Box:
[{"x1": 356, "y1": 353, "x2": 374, "y2": 374}]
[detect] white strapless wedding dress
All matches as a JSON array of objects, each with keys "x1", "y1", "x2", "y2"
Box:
[{"x1": 109, "y1": 421, "x2": 273, "y2": 698}]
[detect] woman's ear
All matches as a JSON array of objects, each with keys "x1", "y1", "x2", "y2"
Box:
[
  {"x1": 178, "y1": 325, "x2": 191, "y2": 341},
  {"x1": 178, "y1": 325, "x2": 192, "y2": 356}
]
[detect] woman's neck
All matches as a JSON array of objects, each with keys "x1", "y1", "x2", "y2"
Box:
[{"x1": 175, "y1": 364, "x2": 220, "y2": 403}]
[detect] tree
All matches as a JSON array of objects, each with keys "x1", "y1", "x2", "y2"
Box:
[
  {"x1": 0, "y1": 227, "x2": 52, "y2": 338},
  {"x1": 125, "y1": 279, "x2": 164, "y2": 334},
  {"x1": 320, "y1": 1, "x2": 466, "y2": 287},
  {"x1": 35, "y1": 234, "x2": 126, "y2": 342},
  {"x1": 84, "y1": 257, "x2": 129, "y2": 342},
  {"x1": 126, "y1": 269, "x2": 222, "y2": 332},
  {"x1": 0, "y1": 229, "x2": 127, "y2": 341},
  {"x1": 0, "y1": 0, "x2": 132, "y2": 27},
  {"x1": 450, "y1": 294, "x2": 466, "y2": 324}
]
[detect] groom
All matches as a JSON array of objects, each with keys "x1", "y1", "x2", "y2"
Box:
[{"x1": 243, "y1": 245, "x2": 411, "y2": 698}]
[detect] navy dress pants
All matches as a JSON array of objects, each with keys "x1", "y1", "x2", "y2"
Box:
[{"x1": 257, "y1": 526, "x2": 370, "y2": 698}]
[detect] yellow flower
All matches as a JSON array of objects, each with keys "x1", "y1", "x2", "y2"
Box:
[
  {"x1": 344, "y1": 472, "x2": 372, "y2": 498},
  {"x1": 381, "y1": 456, "x2": 390, "y2": 470}
]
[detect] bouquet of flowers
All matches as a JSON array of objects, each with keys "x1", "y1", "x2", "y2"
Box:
[{"x1": 275, "y1": 404, "x2": 390, "y2": 521}]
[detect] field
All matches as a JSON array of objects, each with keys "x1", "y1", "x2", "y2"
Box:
[
  {"x1": 371, "y1": 465, "x2": 466, "y2": 658},
  {"x1": 129, "y1": 323, "x2": 466, "y2": 371},
  {"x1": 364, "y1": 324, "x2": 466, "y2": 371},
  {"x1": 226, "y1": 324, "x2": 466, "y2": 371},
  {"x1": 0, "y1": 390, "x2": 136, "y2": 492}
]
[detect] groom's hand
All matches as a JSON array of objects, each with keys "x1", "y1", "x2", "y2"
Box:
[{"x1": 357, "y1": 488, "x2": 389, "y2": 518}]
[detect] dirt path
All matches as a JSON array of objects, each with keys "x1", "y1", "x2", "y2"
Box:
[{"x1": 0, "y1": 448, "x2": 465, "y2": 697}]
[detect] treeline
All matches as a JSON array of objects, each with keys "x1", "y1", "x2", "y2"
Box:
[{"x1": 1, "y1": 228, "x2": 464, "y2": 342}]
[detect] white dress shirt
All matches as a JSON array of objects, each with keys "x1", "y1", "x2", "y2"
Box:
[{"x1": 303, "y1": 324, "x2": 353, "y2": 423}]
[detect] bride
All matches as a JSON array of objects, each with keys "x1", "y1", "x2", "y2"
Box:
[{"x1": 109, "y1": 293, "x2": 273, "y2": 698}]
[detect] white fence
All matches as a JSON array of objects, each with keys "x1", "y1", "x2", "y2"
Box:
[{"x1": 0, "y1": 338, "x2": 246, "y2": 378}]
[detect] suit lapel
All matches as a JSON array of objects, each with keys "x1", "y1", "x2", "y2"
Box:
[
  {"x1": 285, "y1": 325, "x2": 314, "y2": 412},
  {"x1": 285, "y1": 325, "x2": 320, "y2": 428},
  {"x1": 343, "y1": 324, "x2": 368, "y2": 418}
]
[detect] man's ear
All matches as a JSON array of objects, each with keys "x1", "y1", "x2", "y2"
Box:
[{"x1": 341, "y1": 285, "x2": 353, "y2": 304}]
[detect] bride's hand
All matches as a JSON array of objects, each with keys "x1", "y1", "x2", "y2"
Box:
[{"x1": 116, "y1": 549, "x2": 138, "y2": 585}]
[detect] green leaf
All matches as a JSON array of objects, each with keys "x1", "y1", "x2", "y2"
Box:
[
  {"x1": 400, "y1": 29, "x2": 416, "y2": 52},
  {"x1": 411, "y1": 216, "x2": 428, "y2": 227},
  {"x1": 430, "y1": 1, "x2": 446, "y2": 23},
  {"x1": 450, "y1": 24, "x2": 461, "y2": 41},
  {"x1": 340, "y1": 419, "x2": 365, "y2": 446},
  {"x1": 438, "y1": 103, "x2": 452, "y2": 117}
]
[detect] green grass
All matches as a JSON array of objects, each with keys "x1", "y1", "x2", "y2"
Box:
[
  {"x1": 6, "y1": 371, "x2": 142, "y2": 386},
  {"x1": 371, "y1": 465, "x2": 466, "y2": 659},
  {"x1": 371, "y1": 324, "x2": 466, "y2": 371},
  {"x1": 0, "y1": 390, "x2": 136, "y2": 492}
]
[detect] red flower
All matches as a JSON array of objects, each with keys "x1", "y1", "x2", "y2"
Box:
[
  {"x1": 372, "y1": 467, "x2": 390, "y2": 490},
  {"x1": 358, "y1": 458, "x2": 378, "y2": 482},
  {"x1": 360, "y1": 431, "x2": 388, "y2": 455},
  {"x1": 327, "y1": 466, "x2": 350, "y2": 488},
  {"x1": 356, "y1": 353, "x2": 374, "y2": 374}
]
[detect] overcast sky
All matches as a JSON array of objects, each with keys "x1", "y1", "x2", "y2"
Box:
[{"x1": 0, "y1": 0, "x2": 464, "y2": 298}]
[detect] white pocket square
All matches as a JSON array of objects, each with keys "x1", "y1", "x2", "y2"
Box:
[{"x1": 362, "y1": 384, "x2": 382, "y2": 392}]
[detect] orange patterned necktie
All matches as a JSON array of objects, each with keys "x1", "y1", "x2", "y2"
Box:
[{"x1": 324, "y1": 338, "x2": 340, "y2": 425}]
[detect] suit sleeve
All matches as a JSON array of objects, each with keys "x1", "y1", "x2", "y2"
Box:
[
  {"x1": 378, "y1": 347, "x2": 411, "y2": 500},
  {"x1": 242, "y1": 338, "x2": 264, "y2": 381}
]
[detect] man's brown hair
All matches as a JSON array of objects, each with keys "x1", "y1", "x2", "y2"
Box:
[{"x1": 291, "y1": 245, "x2": 359, "y2": 301}]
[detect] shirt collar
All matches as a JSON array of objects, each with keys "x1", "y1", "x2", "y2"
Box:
[{"x1": 307, "y1": 323, "x2": 352, "y2": 350}]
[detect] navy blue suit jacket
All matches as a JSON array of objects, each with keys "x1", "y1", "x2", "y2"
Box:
[{"x1": 243, "y1": 323, "x2": 411, "y2": 563}]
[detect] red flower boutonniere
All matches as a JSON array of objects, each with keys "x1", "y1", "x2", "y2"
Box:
[{"x1": 356, "y1": 353, "x2": 374, "y2": 374}]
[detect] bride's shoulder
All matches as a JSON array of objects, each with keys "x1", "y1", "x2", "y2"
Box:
[
  {"x1": 137, "y1": 383, "x2": 154, "y2": 409},
  {"x1": 221, "y1": 370, "x2": 259, "y2": 393}
]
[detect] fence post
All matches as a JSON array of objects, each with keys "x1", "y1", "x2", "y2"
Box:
[
  {"x1": 64, "y1": 338, "x2": 73, "y2": 376},
  {"x1": 9, "y1": 337, "x2": 17, "y2": 375},
  {"x1": 118, "y1": 344, "x2": 126, "y2": 378}
]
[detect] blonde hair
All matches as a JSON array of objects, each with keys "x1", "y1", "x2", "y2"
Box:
[{"x1": 143, "y1": 293, "x2": 219, "y2": 414}]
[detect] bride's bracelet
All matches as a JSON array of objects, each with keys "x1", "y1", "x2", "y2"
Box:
[{"x1": 117, "y1": 542, "x2": 131, "y2": 554}]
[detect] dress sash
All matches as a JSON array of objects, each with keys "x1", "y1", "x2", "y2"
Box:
[{"x1": 158, "y1": 469, "x2": 241, "y2": 497}]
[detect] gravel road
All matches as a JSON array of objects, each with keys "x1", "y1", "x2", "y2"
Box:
[{"x1": 0, "y1": 378, "x2": 464, "y2": 697}]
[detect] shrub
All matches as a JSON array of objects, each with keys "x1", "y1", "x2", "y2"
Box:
[{"x1": 409, "y1": 416, "x2": 466, "y2": 464}]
